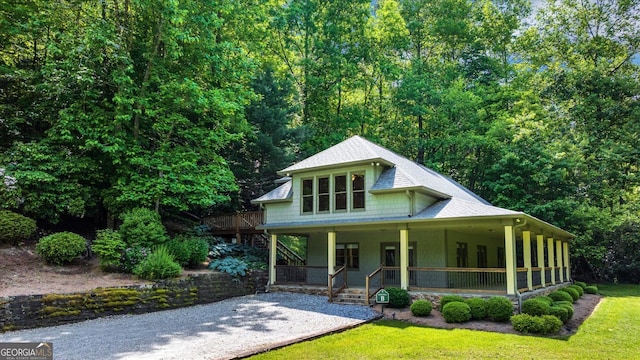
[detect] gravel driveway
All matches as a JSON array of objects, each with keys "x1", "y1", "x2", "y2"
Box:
[{"x1": 0, "y1": 292, "x2": 379, "y2": 360}]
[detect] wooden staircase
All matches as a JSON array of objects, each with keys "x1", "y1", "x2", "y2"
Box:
[{"x1": 331, "y1": 288, "x2": 368, "y2": 305}]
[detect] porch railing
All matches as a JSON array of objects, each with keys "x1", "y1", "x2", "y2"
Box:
[
  {"x1": 408, "y1": 267, "x2": 507, "y2": 293},
  {"x1": 328, "y1": 265, "x2": 347, "y2": 302},
  {"x1": 544, "y1": 267, "x2": 553, "y2": 285},
  {"x1": 517, "y1": 267, "x2": 528, "y2": 291},
  {"x1": 531, "y1": 267, "x2": 543, "y2": 289},
  {"x1": 365, "y1": 265, "x2": 384, "y2": 305},
  {"x1": 274, "y1": 265, "x2": 327, "y2": 285}
]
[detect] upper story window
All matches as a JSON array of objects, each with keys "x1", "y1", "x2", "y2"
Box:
[
  {"x1": 302, "y1": 179, "x2": 314, "y2": 214},
  {"x1": 301, "y1": 171, "x2": 365, "y2": 215},
  {"x1": 352, "y1": 173, "x2": 365, "y2": 209},
  {"x1": 318, "y1": 177, "x2": 330, "y2": 212},
  {"x1": 334, "y1": 175, "x2": 347, "y2": 211}
]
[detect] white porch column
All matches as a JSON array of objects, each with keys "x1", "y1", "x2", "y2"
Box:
[
  {"x1": 523, "y1": 231, "x2": 532, "y2": 291},
  {"x1": 327, "y1": 231, "x2": 336, "y2": 287},
  {"x1": 269, "y1": 234, "x2": 278, "y2": 284},
  {"x1": 537, "y1": 235, "x2": 546, "y2": 286},
  {"x1": 564, "y1": 242, "x2": 571, "y2": 280},
  {"x1": 504, "y1": 225, "x2": 517, "y2": 295},
  {"x1": 400, "y1": 228, "x2": 409, "y2": 290},
  {"x1": 556, "y1": 239, "x2": 564, "y2": 283},
  {"x1": 547, "y1": 237, "x2": 556, "y2": 285}
]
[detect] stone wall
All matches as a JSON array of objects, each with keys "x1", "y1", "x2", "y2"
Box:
[{"x1": 0, "y1": 271, "x2": 268, "y2": 332}]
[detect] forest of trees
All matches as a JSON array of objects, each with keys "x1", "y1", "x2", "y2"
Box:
[{"x1": 1, "y1": 0, "x2": 638, "y2": 282}]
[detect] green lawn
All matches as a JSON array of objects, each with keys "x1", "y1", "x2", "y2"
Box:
[{"x1": 249, "y1": 284, "x2": 640, "y2": 360}]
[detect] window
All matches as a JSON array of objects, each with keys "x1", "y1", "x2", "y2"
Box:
[
  {"x1": 336, "y1": 243, "x2": 359, "y2": 269},
  {"x1": 477, "y1": 245, "x2": 487, "y2": 268},
  {"x1": 456, "y1": 242, "x2": 468, "y2": 268},
  {"x1": 334, "y1": 175, "x2": 347, "y2": 211},
  {"x1": 302, "y1": 179, "x2": 313, "y2": 214},
  {"x1": 318, "y1": 177, "x2": 330, "y2": 212},
  {"x1": 352, "y1": 173, "x2": 365, "y2": 209},
  {"x1": 497, "y1": 247, "x2": 505, "y2": 268}
]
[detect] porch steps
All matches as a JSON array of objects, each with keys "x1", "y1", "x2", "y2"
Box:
[{"x1": 332, "y1": 288, "x2": 368, "y2": 305}]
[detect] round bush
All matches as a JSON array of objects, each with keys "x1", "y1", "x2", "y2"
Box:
[
  {"x1": 574, "y1": 281, "x2": 587, "y2": 290},
  {"x1": 549, "y1": 306, "x2": 570, "y2": 323},
  {"x1": 133, "y1": 245, "x2": 182, "y2": 280},
  {"x1": 387, "y1": 287, "x2": 411, "y2": 308},
  {"x1": 442, "y1": 302, "x2": 471, "y2": 323},
  {"x1": 439, "y1": 295, "x2": 465, "y2": 310},
  {"x1": 568, "y1": 285, "x2": 584, "y2": 297},
  {"x1": 537, "y1": 296, "x2": 555, "y2": 306},
  {"x1": 91, "y1": 229, "x2": 126, "y2": 271},
  {"x1": 410, "y1": 300, "x2": 433, "y2": 317},
  {"x1": 119, "y1": 208, "x2": 168, "y2": 248},
  {"x1": 548, "y1": 290, "x2": 574, "y2": 303},
  {"x1": 0, "y1": 210, "x2": 36, "y2": 244},
  {"x1": 36, "y1": 232, "x2": 86, "y2": 265},
  {"x1": 541, "y1": 315, "x2": 563, "y2": 334},
  {"x1": 553, "y1": 301, "x2": 574, "y2": 318},
  {"x1": 511, "y1": 313, "x2": 544, "y2": 334},
  {"x1": 465, "y1": 298, "x2": 487, "y2": 320},
  {"x1": 585, "y1": 285, "x2": 598, "y2": 294},
  {"x1": 558, "y1": 287, "x2": 580, "y2": 302},
  {"x1": 522, "y1": 298, "x2": 551, "y2": 316},
  {"x1": 486, "y1": 296, "x2": 513, "y2": 322}
]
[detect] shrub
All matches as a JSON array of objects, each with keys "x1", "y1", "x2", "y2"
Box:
[
  {"x1": 439, "y1": 295, "x2": 465, "y2": 310},
  {"x1": 549, "y1": 306, "x2": 570, "y2": 323},
  {"x1": 36, "y1": 232, "x2": 86, "y2": 265},
  {"x1": 386, "y1": 287, "x2": 411, "y2": 308},
  {"x1": 120, "y1": 245, "x2": 151, "y2": 273},
  {"x1": 410, "y1": 300, "x2": 433, "y2": 317},
  {"x1": 548, "y1": 290, "x2": 574, "y2": 303},
  {"x1": 91, "y1": 229, "x2": 126, "y2": 271},
  {"x1": 0, "y1": 210, "x2": 36, "y2": 245},
  {"x1": 558, "y1": 287, "x2": 580, "y2": 302},
  {"x1": 185, "y1": 238, "x2": 209, "y2": 267},
  {"x1": 209, "y1": 257, "x2": 248, "y2": 277},
  {"x1": 522, "y1": 298, "x2": 551, "y2": 316},
  {"x1": 574, "y1": 281, "x2": 587, "y2": 289},
  {"x1": 511, "y1": 313, "x2": 544, "y2": 334},
  {"x1": 568, "y1": 284, "x2": 584, "y2": 297},
  {"x1": 133, "y1": 245, "x2": 182, "y2": 280},
  {"x1": 165, "y1": 238, "x2": 191, "y2": 267},
  {"x1": 553, "y1": 301, "x2": 574, "y2": 318},
  {"x1": 537, "y1": 296, "x2": 555, "y2": 306},
  {"x1": 486, "y1": 296, "x2": 513, "y2": 322},
  {"x1": 442, "y1": 302, "x2": 472, "y2": 323},
  {"x1": 585, "y1": 285, "x2": 598, "y2": 294},
  {"x1": 541, "y1": 314, "x2": 563, "y2": 334},
  {"x1": 464, "y1": 298, "x2": 487, "y2": 320},
  {"x1": 119, "y1": 208, "x2": 168, "y2": 248}
]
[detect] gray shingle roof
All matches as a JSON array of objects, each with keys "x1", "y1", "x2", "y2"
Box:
[
  {"x1": 413, "y1": 198, "x2": 520, "y2": 219},
  {"x1": 251, "y1": 180, "x2": 292, "y2": 204}
]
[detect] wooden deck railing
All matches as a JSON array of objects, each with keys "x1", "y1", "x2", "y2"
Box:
[
  {"x1": 407, "y1": 267, "x2": 507, "y2": 293},
  {"x1": 202, "y1": 211, "x2": 263, "y2": 232},
  {"x1": 328, "y1": 265, "x2": 347, "y2": 302},
  {"x1": 274, "y1": 265, "x2": 327, "y2": 285},
  {"x1": 365, "y1": 265, "x2": 384, "y2": 305}
]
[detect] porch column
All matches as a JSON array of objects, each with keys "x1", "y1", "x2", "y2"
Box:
[
  {"x1": 504, "y1": 225, "x2": 517, "y2": 295},
  {"x1": 564, "y1": 242, "x2": 571, "y2": 280},
  {"x1": 269, "y1": 234, "x2": 278, "y2": 284},
  {"x1": 523, "y1": 231, "x2": 533, "y2": 291},
  {"x1": 327, "y1": 231, "x2": 336, "y2": 287},
  {"x1": 537, "y1": 235, "x2": 545, "y2": 286},
  {"x1": 400, "y1": 228, "x2": 409, "y2": 290},
  {"x1": 556, "y1": 239, "x2": 564, "y2": 283},
  {"x1": 547, "y1": 237, "x2": 556, "y2": 285}
]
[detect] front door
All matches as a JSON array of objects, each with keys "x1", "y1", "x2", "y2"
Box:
[{"x1": 382, "y1": 243, "x2": 416, "y2": 286}]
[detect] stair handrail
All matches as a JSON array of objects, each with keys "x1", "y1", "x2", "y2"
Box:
[
  {"x1": 328, "y1": 265, "x2": 347, "y2": 302},
  {"x1": 264, "y1": 235, "x2": 306, "y2": 266},
  {"x1": 365, "y1": 264, "x2": 384, "y2": 305}
]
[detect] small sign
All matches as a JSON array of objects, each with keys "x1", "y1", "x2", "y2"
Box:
[{"x1": 376, "y1": 289, "x2": 390, "y2": 304}]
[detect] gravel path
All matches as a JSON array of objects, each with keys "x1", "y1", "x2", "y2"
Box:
[{"x1": 0, "y1": 292, "x2": 379, "y2": 360}]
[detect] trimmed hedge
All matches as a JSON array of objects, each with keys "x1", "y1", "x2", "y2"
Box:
[
  {"x1": 511, "y1": 314, "x2": 563, "y2": 334},
  {"x1": 410, "y1": 300, "x2": 433, "y2": 317},
  {"x1": 548, "y1": 290, "x2": 574, "y2": 303},
  {"x1": 465, "y1": 298, "x2": 487, "y2": 320},
  {"x1": 442, "y1": 302, "x2": 471, "y2": 323},
  {"x1": 522, "y1": 298, "x2": 551, "y2": 316},
  {"x1": 585, "y1": 285, "x2": 598, "y2": 294},
  {"x1": 549, "y1": 306, "x2": 570, "y2": 323},
  {"x1": 537, "y1": 296, "x2": 555, "y2": 306},
  {"x1": 486, "y1": 296, "x2": 513, "y2": 322},
  {"x1": 387, "y1": 287, "x2": 411, "y2": 308},
  {"x1": 574, "y1": 281, "x2": 587, "y2": 290},
  {"x1": 568, "y1": 284, "x2": 584, "y2": 297},
  {"x1": 559, "y1": 287, "x2": 580, "y2": 302},
  {"x1": 0, "y1": 210, "x2": 36, "y2": 245},
  {"x1": 439, "y1": 295, "x2": 465, "y2": 310},
  {"x1": 36, "y1": 232, "x2": 86, "y2": 265},
  {"x1": 553, "y1": 301, "x2": 574, "y2": 318}
]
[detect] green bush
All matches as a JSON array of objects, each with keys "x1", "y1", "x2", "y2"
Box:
[
  {"x1": 541, "y1": 315, "x2": 563, "y2": 334},
  {"x1": 386, "y1": 287, "x2": 411, "y2": 308},
  {"x1": 120, "y1": 245, "x2": 151, "y2": 273},
  {"x1": 464, "y1": 298, "x2": 487, "y2": 320},
  {"x1": 185, "y1": 238, "x2": 209, "y2": 267},
  {"x1": 511, "y1": 313, "x2": 544, "y2": 333},
  {"x1": 548, "y1": 290, "x2": 574, "y2": 303},
  {"x1": 91, "y1": 229, "x2": 126, "y2": 271},
  {"x1": 549, "y1": 306, "x2": 570, "y2": 323},
  {"x1": 574, "y1": 281, "x2": 587, "y2": 289},
  {"x1": 36, "y1": 232, "x2": 86, "y2": 265},
  {"x1": 119, "y1": 208, "x2": 168, "y2": 248},
  {"x1": 165, "y1": 238, "x2": 191, "y2": 267},
  {"x1": 553, "y1": 301, "x2": 574, "y2": 318},
  {"x1": 439, "y1": 295, "x2": 465, "y2": 310},
  {"x1": 558, "y1": 287, "x2": 580, "y2": 302},
  {"x1": 522, "y1": 298, "x2": 551, "y2": 316},
  {"x1": 568, "y1": 284, "x2": 584, "y2": 296},
  {"x1": 133, "y1": 245, "x2": 182, "y2": 280},
  {"x1": 486, "y1": 296, "x2": 513, "y2": 322},
  {"x1": 209, "y1": 257, "x2": 248, "y2": 277},
  {"x1": 0, "y1": 210, "x2": 36, "y2": 245},
  {"x1": 410, "y1": 300, "x2": 433, "y2": 317},
  {"x1": 537, "y1": 296, "x2": 555, "y2": 306},
  {"x1": 585, "y1": 285, "x2": 598, "y2": 294},
  {"x1": 442, "y1": 302, "x2": 472, "y2": 323}
]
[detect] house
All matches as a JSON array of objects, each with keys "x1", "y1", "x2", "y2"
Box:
[{"x1": 251, "y1": 136, "x2": 573, "y2": 302}]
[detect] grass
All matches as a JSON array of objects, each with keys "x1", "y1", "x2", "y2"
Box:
[{"x1": 249, "y1": 284, "x2": 640, "y2": 360}]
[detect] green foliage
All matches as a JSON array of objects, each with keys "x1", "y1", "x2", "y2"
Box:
[
  {"x1": 36, "y1": 232, "x2": 86, "y2": 265},
  {"x1": 410, "y1": 300, "x2": 433, "y2": 317},
  {"x1": 439, "y1": 295, "x2": 465, "y2": 310},
  {"x1": 541, "y1": 315, "x2": 563, "y2": 334},
  {"x1": 522, "y1": 299, "x2": 551, "y2": 317},
  {"x1": 209, "y1": 257, "x2": 248, "y2": 277},
  {"x1": 486, "y1": 296, "x2": 513, "y2": 322},
  {"x1": 549, "y1": 306, "x2": 570, "y2": 323},
  {"x1": 119, "y1": 208, "x2": 168, "y2": 248},
  {"x1": 165, "y1": 238, "x2": 192, "y2": 267},
  {"x1": 574, "y1": 281, "x2": 587, "y2": 290},
  {"x1": 386, "y1": 288, "x2": 411, "y2": 308},
  {"x1": 548, "y1": 291, "x2": 574, "y2": 303},
  {"x1": 585, "y1": 285, "x2": 599, "y2": 294},
  {"x1": 558, "y1": 287, "x2": 580, "y2": 302},
  {"x1": 442, "y1": 302, "x2": 472, "y2": 323},
  {"x1": 568, "y1": 284, "x2": 584, "y2": 297},
  {"x1": 464, "y1": 298, "x2": 487, "y2": 320},
  {"x1": 120, "y1": 246, "x2": 151, "y2": 274},
  {"x1": 553, "y1": 301, "x2": 574, "y2": 318},
  {"x1": 133, "y1": 246, "x2": 182, "y2": 280},
  {"x1": 165, "y1": 236, "x2": 210, "y2": 268},
  {"x1": 185, "y1": 238, "x2": 209, "y2": 267},
  {"x1": 537, "y1": 296, "x2": 555, "y2": 306},
  {"x1": 510, "y1": 313, "x2": 544, "y2": 334},
  {"x1": 0, "y1": 210, "x2": 36, "y2": 244},
  {"x1": 208, "y1": 237, "x2": 268, "y2": 270},
  {"x1": 91, "y1": 229, "x2": 126, "y2": 271}
]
